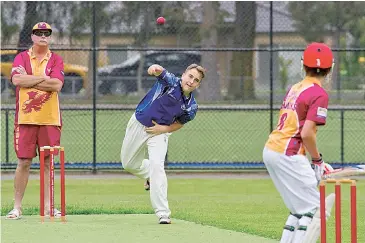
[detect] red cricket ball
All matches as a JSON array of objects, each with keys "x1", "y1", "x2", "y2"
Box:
[{"x1": 156, "y1": 17, "x2": 165, "y2": 25}]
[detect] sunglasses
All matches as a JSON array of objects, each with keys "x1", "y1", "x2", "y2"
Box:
[{"x1": 33, "y1": 30, "x2": 52, "y2": 37}]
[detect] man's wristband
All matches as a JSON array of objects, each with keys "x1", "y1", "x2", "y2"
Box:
[{"x1": 312, "y1": 153, "x2": 323, "y2": 163}]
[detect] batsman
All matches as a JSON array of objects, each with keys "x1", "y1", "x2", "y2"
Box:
[{"x1": 263, "y1": 42, "x2": 336, "y2": 243}]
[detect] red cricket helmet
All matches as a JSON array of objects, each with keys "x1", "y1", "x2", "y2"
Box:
[{"x1": 302, "y1": 42, "x2": 334, "y2": 69}]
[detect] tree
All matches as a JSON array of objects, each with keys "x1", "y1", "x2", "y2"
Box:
[
  {"x1": 65, "y1": 2, "x2": 114, "y2": 97},
  {"x1": 112, "y1": 2, "x2": 164, "y2": 95},
  {"x1": 288, "y1": 2, "x2": 365, "y2": 91},
  {"x1": 113, "y1": 2, "x2": 203, "y2": 95},
  {"x1": 342, "y1": 3, "x2": 365, "y2": 89},
  {"x1": 1, "y1": 2, "x2": 21, "y2": 45},
  {"x1": 199, "y1": 1, "x2": 220, "y2": 101},
  {"x1": 17, "y1": 2, "x2": 38, "y2": 51},
  {"x1": 48, "y1": 2, "x2": 75, "y2": 41},
  {"x1": 14, "y1": 2, "x2": 77, "y2": 50},
  {"x1": 162, "y1": 2, "x2": 201, "y2": 46},
  {"x1": 228, "y1": 2, "x2": 256, "y2": 100},
  {"x1": 135, "y1": 2, "x2": 161, "y2": 96}
]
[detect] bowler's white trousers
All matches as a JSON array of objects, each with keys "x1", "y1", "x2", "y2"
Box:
[
  {"x1": 121, "y1": 113, "x2": 171, "y2": 218},
  {"x1": 263, "y1": 147, "x2": 320, "y2": 214}
]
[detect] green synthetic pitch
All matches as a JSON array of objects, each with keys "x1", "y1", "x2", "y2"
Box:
[
  {"x1": 1, "y1": 177, "x2": 364, "y2": 243},
  {"x1": 1, "y1": 215, "x2": 277, "y2": 243},
  {"x1": 1, "y1": 110, "x2": 364, "y2": 164}
]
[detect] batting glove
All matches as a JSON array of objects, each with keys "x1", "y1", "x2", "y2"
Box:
[
  {"x1": 312, "y1": 154, "x2": 324, "y2": 183},
  {"x1": 322, "y1": 163, "x2": 334, "y2": 179}
]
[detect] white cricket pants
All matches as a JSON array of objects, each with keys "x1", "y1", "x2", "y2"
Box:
[
  {"x1": 121, "y1": 113, "x2": 171, "y2": 218},
  {"x1": 263, "y1": 147, "x2": 320, "y2": 214}
]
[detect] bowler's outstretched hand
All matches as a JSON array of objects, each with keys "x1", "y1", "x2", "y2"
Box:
[{"x1": 148, "y1": 65, "x2": 163, "y2": 76}]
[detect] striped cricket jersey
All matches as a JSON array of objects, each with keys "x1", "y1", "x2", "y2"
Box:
[
  {"x1": 135, "y1": 69, "x2": 198, "y2": 127},
  {"x1": 265, "y1": 77, "x2": 329, "y2": 156},
  {"x1": 11, "y1": 48, "x2": 64, "y2": 126}
]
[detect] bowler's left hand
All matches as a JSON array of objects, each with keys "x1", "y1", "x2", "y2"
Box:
[{"x1": 145, "y1": 121, "x2": 168, "y2": 135}]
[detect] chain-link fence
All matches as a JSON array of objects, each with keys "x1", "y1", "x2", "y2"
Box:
[{"x1": 1, "y1": 2, "x2": 365, "y2": 171}]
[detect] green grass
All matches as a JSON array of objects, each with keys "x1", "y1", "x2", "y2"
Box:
[
  {"x1": 1, "y1": 178, "x2": 365, "y2": 243},
  {"x1": 1, "y1": 110, "x2": 364, "y2": 164}
]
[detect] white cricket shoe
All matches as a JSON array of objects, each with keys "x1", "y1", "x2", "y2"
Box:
[{"x1": 159, "y1": 216, "x2": 171, "y2": 224}]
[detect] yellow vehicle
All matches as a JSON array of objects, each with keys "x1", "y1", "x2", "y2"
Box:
[{"x1": 1, "y1": 50, "x2": 88, "y2": 94}]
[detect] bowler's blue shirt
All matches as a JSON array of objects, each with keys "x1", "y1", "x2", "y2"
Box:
[{"x1": 135, "y1": 69, "x2": 198, "y2": 127}]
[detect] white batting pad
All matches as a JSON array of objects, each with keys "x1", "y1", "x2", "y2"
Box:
[{"x1": 302, "y1": 193, "x2": 335, "y2": 243}]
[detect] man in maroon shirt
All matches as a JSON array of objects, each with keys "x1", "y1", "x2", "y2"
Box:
[
  {"x1": 263, "y1": 43, "x2": 336, "y2": 242},
  {"x1": 6, "y1": 22, "x2": 64, "y2": 220}
]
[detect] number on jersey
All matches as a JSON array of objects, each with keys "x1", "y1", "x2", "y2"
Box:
[{"x1": 277, "y1": 113, "x2": 288, "y2": 130}]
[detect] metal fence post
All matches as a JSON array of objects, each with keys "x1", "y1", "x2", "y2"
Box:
[
  {"x1": 92, "y1": 2, "x2": 97, "y2": 174},
  {"x1": 5, "y1": 109, "x2": 9, "y2": 163},
  {"x1": 269, "y1": 1, "x2": 274, "y2": 132},
  {"x1": 340, "y1": 109, "x2": 344, "y2": 167}
]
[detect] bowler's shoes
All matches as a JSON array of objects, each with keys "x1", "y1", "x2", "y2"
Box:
[
  {"x1": 159, "y1": 216, "x2": 171, "y2": 224},
  {"x1": 144, "y1": 179, "x2": 150, "y2": 191}
]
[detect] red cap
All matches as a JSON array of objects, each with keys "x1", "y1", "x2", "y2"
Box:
[{"x1": 303, "y1": 42, "x2": 333, "y2": 68}]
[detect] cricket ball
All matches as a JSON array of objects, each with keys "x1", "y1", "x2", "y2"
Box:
[{"x1": 156, "y1": 17, "x2": 165, "y2": 25}]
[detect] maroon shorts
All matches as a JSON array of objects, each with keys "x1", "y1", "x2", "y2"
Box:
[{"x1": 14, "y1": 124, "x2": 61, "y2": 159}]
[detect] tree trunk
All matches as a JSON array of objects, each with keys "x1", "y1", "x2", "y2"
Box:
[
  {"x1": 17, "y1": 2, "x2": 37, "y2": 52},
  {"x1": 199, "y1": 2, "x2": 220, "y2": 102},
  {"x1": 228, "y1": 2, "x2": 256, "y2": 101}
]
